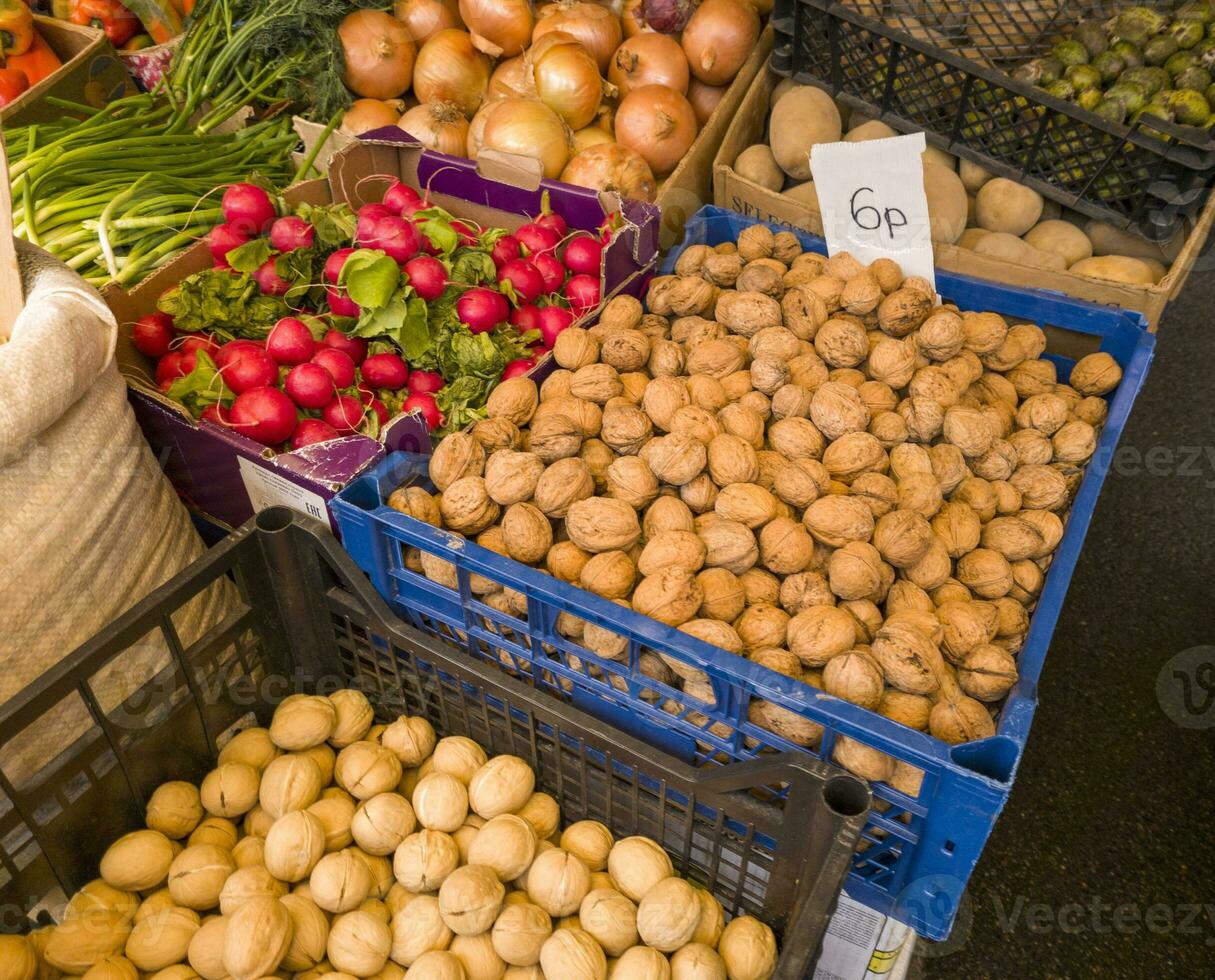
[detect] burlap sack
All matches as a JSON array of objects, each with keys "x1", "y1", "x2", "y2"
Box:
[{"x1": 0, "y1": 241, "x2": 235, "y2": 784}]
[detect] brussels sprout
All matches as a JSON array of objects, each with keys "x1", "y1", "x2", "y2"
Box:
[
  {"x1": 1121, "y1": 65, "x2": 1171, "y2": 95},
  {"x1": 1175, "y1": 65, "x2": 1212, "y2": 91},
  {"x1": 1073, "y1": 21, "x2": 1110, "y2": 58},
  {"x1": 1106, "y1": 82, "x2": 1149, "y2": 113},
  {"x1": 1111, "y1": 39, "x2": 1145, "y2": 69},
  {"x1": 1145, "y1": 34, "x2": 1180, "y2": 65},
  {"x1": 1194, "y1": 36, "x2": 1215, "y2": 67},
  {"x1": 1167, "y1": 87, "x2": 1211, "y2": 124},
  {"x1": 1165, "y1": 50, "x2": 1198, "y2": 77},
  {"x1": 1134, "y1": 100, "x2": 1175, "y2": 129},
  {"x1": 1065, "y1": 63, "x2": 1103, "y2": 92},
  {"x1": 1044, "y1": 79, "x2": 1076, "y2": 101},
  {"x1": 1078, "y1": 89, "x2": 1104, "y2": 112},
  {"x1": 1170, "y1": 17, "x2": 1206, "y2": 50},
  {"x1": 1178, "y1": 1, "x2": 1213, "y2": 26},
  {"x1": 1092, "y1": 50, "x2": 1127, "y2": 82},
  {"x1": 1206, "y1": 80, "x2": 1215, "y2": 105},
  {"x1": 1053, "y1": 39, "x2": 1090, "y2": 67},
  {"x1": 1095, "y1": 98, "x2": 1128, "y2": 123},
  {"x1": 1113, "y1": 7, "x2": 1169, "y2": 42}
]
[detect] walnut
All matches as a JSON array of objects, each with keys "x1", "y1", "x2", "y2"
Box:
[
  {"x1": 600, "y1": 402, "x2": 652, "y2": 456},
  {"x1": 823, "y1": 649, "x2": 884, "y2": 709},
  {"x1": 697, "y1": 567, "x2": 746, "y2": 621},
  {"x1": 647, "y1": 339, "x2": 686, "y2": 378},
  {"x1": 706, "y1": 434, "x2": 759, "y2": 486},
  {"x1": 768, "y1": 384, "x2": 813, "y2": 422},
  {"x1": 1015, "y1": 393, "x2": 1069, "y2": 435},
  {"x1": 827, "y1": 542, "x2": 885, "y2": 601},
  {"x1": 939, "y1": 406, "x2": 992, "y2": 459},
  {"x1": 1051, "y1": 420, "x2": 1096, "y2": 463},
  {"x1": 674, "y1": 315, "x2": 723, "y2": 346},
  {"x1": 737, "y1": 258, "x2": 787, "y2": 297},
  {"x1": 1009, "y1": 463, "x2": 1069, "y2": 510},
  {"x1": 685, "y1": 338, "x2": 745, "y2": 379},
  {"x1": 749, "y1": 699, "x2": 823, "y2": 747},
  {"x1": 642, "y1": 376, "x2": 691, "y2": 432},
  {"x1": 1073, "y1": 395, "x2": 1109, "y2": 427},
  {"x1": 718, "y1": 402, "x2": 765, "y2": 448},
  {"x1": 902, "y1": 536, "x2": 952, "y2": 590},
  {"x1": 896, "y1": 472, "x2": 943, "y2": 518},
  {"x1": 678, "y1": 618, "x2": 744, "y2": 662},
  {"x1": 980, "y1": 332, "x2": 1032, "y2": 372},
  {"x1": 748, "y1": 356, "x2": 790, "y2": 397},
  {"x1": 961, "y1": 312, "x2": 1008, "y2": 355},
  {"x1": 643, "y1": 495, "x2": 695, "y2": 538},
  {"x1": 541, "y1": 370, "x2": 574, "y2": 402},
  {"x1": 929, "y1": 501, "x2": 980, "y2": 557},
  {"x1": 632, "y1": 569, "x2": 704, "y2": 626},
  {"x1": 871, "y1": 509, "x2": 933, "y2": 568},
  {"x1": 957, "y1": 645, "x2": 1019, "y2": 701},
  {"x1": 703, "y1": 251, "x2": 743, "y2": 286},
  {"x1": 738, "y1": 567, "x2": 781, "y2": 606},
  {"x1": 720, "y1": 370, "x2": 754, "y2": 403},
  {"x1": 780, "y1": 285, "x2": 829, "y2": 341},
  {"x1": 803, "y1": 495, "x2": 874, "y2": 547},
  {"x1": 754, "y1": 517, "x2": 815, "y2": 575},
  {"x1": 956, "y1": 548, "x2": 1013, "y2": 598},
  {"x1": 877, "y1": 288, "x2": 933, "y2": 337},
  {"x1": 769, "y1": 457, "x2": 825, "y2": 510},
  {"x1": 500, "y1": 503, "x2": 553, "y2": 564},
  {"x1": 686, "y1": 374, "x2": 729, "y2": 412},
  {"x1": 599, "y1": 456, "x2": 656, "y2": 511},
  {"x1": 771, "y1": 231, "x2": 802, "y2": 266},
  {"x1": 670, "y1": 277, "x2": 720, "y2": 317},
  {"x1": 714, "y1": 291, "x2": 782, "y2": 337},
  {"x1": 680, "y1": 473, "x2": 719, "y2": 513},
  {"x1": 547, "y1": 540, "x2": 591, "y2": 582},
  {"x1": 857, "y1": 381, "x2": 897, "y2": 418},
  {"x1": 527, "y1": 414, "x2": 583, "y2": 463},
  {"x1": 578, "y1": 550, "x2": 637, "y2": 599},
  {"x1": 439, "y1": 477, "x2": 500, "y2": 535},
  {"x1": 841, "y1": 272, "x2": 882, "y2": 315},
  {"x1": 849, "y1": 472, "x2": 898, "y2": 518},
  {"x1": 809, "y1": 317, "x2": 866, "y2": 369},
  {"x1": 930, "y1": 444, "x2": 969, "y2": 495},
  {"x1": 869, "y1": 622, "x2": 941, "y2": 695},
  {"x1": 1068, "y1": 352, "x2": 1122, "y2": 396},
  {"x1": 674, "y1": 245, "x2": 712, "y2": 277},
  {"x1": 929, "y1": 695, "x2": 996, "y2": 744},
  {"x1": 698, "y1": 519, "x2": 759, "y2": 575},
  {"x1": 822, "y1": 431, "x2": 887, "y2": 484},
  {"x1": 639, "y1": 433, "x2": 707, "y2": 486},
  {"x1": 669, "y1": 405, "x2": 722, "y2": 446},
  {"x1": 1008, "y1": 428, "x2": 1053, "y2": 467},
  {"x1": 429, "y1": 433, "x2": 486, "y2": 493},
  {"x1": 787, "y1": 604, "x2": 857, "y2": 667},
  {"x1": 580, "y1": 438, "x2": 615, "y2": 492},
  {"x1": 809, "y1": 382, "x2": 869, "y2": 441},
  {"x1": 638, "y1": 530, "x2": 706, "y2": 577},
  {"x1": 482, "y1": 450, "x2": 545, "y2": 507},
  {"x1": 943, "y1": 350, "x2": 985, "y2": 390},
  {"x1": 869, "y1": 410, "x2": 910, "y2": 448},
  {"x1": 969, "y1": 371, "x2": 1019, "y2": 407},
  {"x1": 553, "y1": 329, "x2": 600, "y2": 370},
  {"x1": 737, "y1": 224, "x2": 775, "y2": 261},
  {"x1": 388, "y1": 486, "x2": 441, "y2": 526},
  {"x1": 565, "y1": 498, "x2": 642, "y2": 553},
  {"x1": 732, "y1": 603, "x2": 789, "y2": 652},
  {"x1": 970, "y1": 439, "x2": 1018, "y2": 482},
  {"x1": 787, "y1": 352, "x2": 830, "y2": 390},
  {"x1": 472, "y1": 417, "x2": 523, "y2": 453},
  {"x1": 715, "y1": 482, "x2": 779, "y2": 529},
  {"x1": 567, "y1": 364, "x2": 622, "y2": 405},
  {"x1": 978, "y1": 515, "x2": 1043, "y2": 561},
  {"x1": 935, "y1": 600, "x2": 994, "y2": 663},
  {"x1": 913, "y1": 309, "x2": 963, "y2": 361}
]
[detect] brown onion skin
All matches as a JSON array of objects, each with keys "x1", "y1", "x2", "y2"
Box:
[
  {"x1": 342, "y1": 98, "x2": 407, "y2": 136},
  {"x1": 687, "y1": 77, "x2": 728, "y2": 126},
  {"x1": 339, "y1": 10, "x2": 417, "y2": 100},
  {"x1": 681, "y1": 0, "x2": 759, "y2": 86},
  {"x1": 533, "y1": 1, "x2": 623, "y2": 74},
  {"x1": 608, "y1": 31, "x2": 690, "y2": 99},
  {"x1": 561, "y1": 143, "x2": 658, "y2": 202},
  {"x1": 532, "y1": 39, "x2": 604, "y2": 130},
  {"x1": 393, "y1": 0, "x2": 463, "y2": 46},
  {"x1": 614, "y1": 83, "x2": 698, "y2": 176},
  {"x1": 413, "y1": 28, "x2": 492, "y2": 117},
  {"x1": 459, "y1": 0, "x2": 534, "y2": 57},
  {"x1": 481, "y1": 97, "x2": 573, "y2": 179},
  {"x1": 488, "y1": 56, "x2": 536, "y2": 101},
  {"x1": 398, "y1": 101, "x2": 472, "y2": 156}
]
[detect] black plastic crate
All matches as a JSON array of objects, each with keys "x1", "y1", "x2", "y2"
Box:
[
  {"x1": 772, "y1": 0, "x2": 1215, "y2": 239},
  {"x1": 0, "y1": 510, "x2": 870, "y2": 976}
]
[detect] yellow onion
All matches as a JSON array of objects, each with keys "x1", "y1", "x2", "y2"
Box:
[
  {"x1": 467, "y1": 100, "x2": 497, "y2": 156},
  {"x1": 687, "y1": 77, "x2": 728, "y2": 125},
  {"x1": 393, "y1": 0, "x2": 463, "y2": 45},
  {"x1": 398, "y1": 101, "x2": 472, "y2": 155},
  {"x1": 339, "y1": 10, "x2": 417, "y2": 99},
  {"x1": 459, "y1": 0, "x2": 533, "y2": 57},
  {"x1": 488, "y1": 56, "x2": 536, "y2": 101},
  {"x1": 614, "y1": 83, "x2": 698, "y2": 176},
  {"x1": 592, "y1": 100, "x2": 615, "y2": 132},
  {"x1": 342, "y1": 98, "x2": 408, "y2": 135},
  {"x1": 621, "y1": 3, "x2": 657, "y2": 37},
  {"x1": 561, "y1": 143, "x2": 657, "y2": 202},
  {"x1": 534, "y1": 1, "x2": 623, "y2": 73},
  {"x1": 532, "y1": 38, "x2": 605, "y2": 130},
  {"x1": 481, "y1": 98, "x2": 573, "y2": 178},
  {"x1": 608, "y1": 31, "x2": 689, "y2": 98},
  {"x1": 573, "y1": 126, "x2": 615, "y2": 152},
  {"x1": 413, "y1": 28, "x2": 492, "y2": 117},
  {"x1": 681, "y1": 0, "x2": 759, "y2": 85}
]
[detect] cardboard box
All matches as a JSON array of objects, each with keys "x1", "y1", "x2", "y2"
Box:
[
  {"x1": 713, "y1": 63, "x2": 1215, "y2": 331},
  {"x1": 106, "y1": 132, "x2": 660, "y2": 531},
  {"x1": 1, "y1": 17, "x2": 132, "y2": 125}
]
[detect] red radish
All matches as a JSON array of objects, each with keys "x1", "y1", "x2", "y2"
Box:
[
  {"x1": 538, "y1": 306, "x2": 574, "y2": 347},
  {"x1": 509, "y1": 304, "x2": 543, "y2": 333},
  {"x1": 253, "y1": 258, "x2": 290, "y2": 296},
  {"x1": 563, "y1": 274, "x2": 601, "y2": 316},
  {"x1": 367, "y1": 214, "x2": 421, "y2": 263},
  {"x1": 457, "y1": 288, "x2": 510, "y2": 334},
  {"x1": 368, "y1": 398, "x2": 390, "y2": 425},
  {"x1": 415, "y1": 219, "x2": 443, "y2": 255},
  {"x1": 200, "y1": 404, "x2": 231, "y2": 427},
  {"x1": 532, "y1": 251, "x2": 566, "y2": 293},
  {"x1": 155, "y1": 351, "x2": 186, "y2": 386},
  {"x1": 291, "y1": 418, "x2": 340, "y2": 450},
  {"x1": 497, "y1": 259, "x2": 544, "y2": 304},
  {"x1": 311, "y1": 348, "x2": 358, "y2": 388},
  {"x1": 502, "y1": 357, "x2": 536, "y2": 380},
  {"x1": 208, "y1": 223, "x2": 250, "y2": 263},
  {"x1": 491, "y1": 235, "x2": 521, "y2": 268},
  {"x1": 598, "y1": 214, "x2": 617, "y2": 243},
  {"x1": 401, "y1": 198, "x2": 429, "y2": 218},
  {"x1": 178, "y1": 334, "x2": 221, "y2": 356},
  {"x1": 217, "y1": 344, "x2": 277, "y2": 394},
  {"x1": 268, "y1": 215, "x2": 314, "y2": 252},
  {"x1": 221, "y1": 183, "x2": 277, "y2": 236},
  {"x1": 131, "y1": 313, "x2": 175, "y2": 358},
  {"x1": 451, "y1": 220, "x2": 478, "y2": 248},
  {"x1": 322, "y1": 330, "x2": 367, "y2": 365},
  {"x1": 383, "y1": 179, "x2": 420, "y2": 213},
  {"x1": 326, "y1": 287, "x2": 360, "y2": 318},
  {"x1": 229, "y1": 386, "x2": 298, "y2": 445},
  {"x1": 403, "y1": 255, "x2": 447, "y2": 301},
  {"x1": 515, "y1": 222, "x2": 560, "y2": 256},
  {"x1": 265, "y1": 317, "x2": 317, "y2": 364},
  {"x1": 535, "y1": 208, "x2": 568, "y2": 237},
  {"x1": 324, "y1": 247, "x2": 357, "y2": 284},
  {"x1": 357, "y1": 203, "x2": 393, "y2": 245},
  {"x1": 563, "y1": 233, "x2": 603, "y2": 276},
  {"x1": 214, "y1": 257, "x2": 232, "y2": 270},
  {"x1": 361, "y1": 352, "x2": 409, "y2": 390},
  {"x1": 323, "y1": 394, "x2": 367, "y2": 433},
  {"x1": 404, "y1": 391, "x2": 442, "y2": 430},
  {"x1": 408, "y1": 369, "x2": 444, "y2": 394},
  {"x1": 284, "y1": 362, "x2": 337, "y2": 409}
]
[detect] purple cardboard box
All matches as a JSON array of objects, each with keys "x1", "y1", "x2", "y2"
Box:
[{"x1": 109, "y1": 133, "x2": 660, "y2": 531}]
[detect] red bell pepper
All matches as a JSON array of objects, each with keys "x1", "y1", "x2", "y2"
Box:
[
  {"x1": 0, "y1": 0, "x2": 33, "y2": 57},
  {"x1": 68, "y1": 0, "x2": 141, "y2": 48},
  {"x1": 0, "y1": 65, "x2": 29, "y2": 107}
]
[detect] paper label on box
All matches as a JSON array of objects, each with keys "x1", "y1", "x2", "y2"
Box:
[
  {"x1": 809, "y1": 134, "x2": 936, "y2": 289},
  {"x1": 237, "y1": 456, "x2": 333, "y2": 530},
  {"x1": 813, "y1": 893, "x2": 914, "y2": 980}
]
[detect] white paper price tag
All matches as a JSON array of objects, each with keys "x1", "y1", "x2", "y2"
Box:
[
  {"x1": 809, "y1": 133, "x2": 936, "y2": 289},
  {"x1": 237, "y1": 456, "x2": 333, "y2": 529}
]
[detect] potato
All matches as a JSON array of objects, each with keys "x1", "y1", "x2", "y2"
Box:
[
  {"x1": 782, "y1": 181, "x2": 820, "y2": 213},
  {"x1": 734, "y1": 144, "x2": 783, "y2": 191},
  {"x1": 974, "y1": 178, "x2": 1042, "y2": 236},
  {"x1": 1140, "y1": 257, "x2": 1167, "y2": 283},
  {"x1": 958, "y1": 158, "x2": 994, "y2": 194},
  {"x1": 1022, "y1": 220, "x2": 1093, "y2": 268},
  {"x1": 1084, "y1": 219, "x2": 1183, "y2": 263},
  {"x1": 973, "y1": 232, "x2": 1063, "y2": 271},
  {"x1": 769, "y1": 86, "x2": 841, "y2": 180},
  {"x1": 923, "y1": 162, "x2": 967, "y2": 244},
  {"x1": 957, "y1": 228, "x2": 991, "y2": 250},
  {"x1": 843, "y1": 119, "x2": 896, "y2": 142},
  {"x1": 923, "y1": 144, "x2": 957, "y2": 171},
  {"x1": 769, "y1": 76, "x2": 797, "y2": 112},
  {"x1": 1067, "y1": 255, "x2": 1156, "y2": 285}
]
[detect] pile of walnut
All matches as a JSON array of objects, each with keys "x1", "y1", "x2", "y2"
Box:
[
  {"x1": 390, "y1": 227, "x2": 1122, "y2": 790},
  {"x1": 16, "y1": 691, "x2": 775, "y2": 980}
]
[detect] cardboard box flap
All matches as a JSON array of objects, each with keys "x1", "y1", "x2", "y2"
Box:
[{"x1": 475, "y1": 149, "x2": 545, "y2": 191}]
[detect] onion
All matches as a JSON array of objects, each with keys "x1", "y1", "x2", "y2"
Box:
[
  {"x1": 393, "y1": 0, "x2": 463, "y2": 46},
  {"x1": 534, "y1": 1, "x2": 623, "y2": 74},
  {"x1": 488, "y1": 56, "x2": 536, "y2": 101},
  {"x1": 480, "y1": 98, "x2": 573, "y2": 179},
  {"x1": 687, "y1": 77, "x2": 728, "y2": 125},
  {"x1": 573, "y1": 126, "x2": 615, "y2": 152},
  {"x1": 339, "y1": 10, "x2": 418, "y2": 99},
  {"x1": 342, "y1": 98, "x2": 407, "y2": 135},
  {"x1": 532, "y1": 38, "x2": 605, "y2": 130},
  {"x1": 459, "y1": 0, "x2": 533, "y2": 57},
  {"x1": 608, "y1": 31, "x2": 689, "y2": 98},
  {"x1": 614, "y1": 83, "x2": 697, "y2": 176},
  {"x1": 681, "y1": 0, "x2": 759, "y2": 86},
  {"x1": 637, "y1": 0, "x2": 696, "y2": 33},
  {"x1": 621, "y1": 3, "x2": 655, "y2": 37},
  {"x1": 592, "y1": 101, "x2": 615, "y2": 132},
  {"x1": 398, "y1": 101, "x2": 472, "y2": 155},
  {"x1": 413, "y1": 29, "x2": 492, "y2": 117},
  {"x1": 467, "y1": 100, "x2": 497, "y2": 156},
  {"x1": 561, "y1": 143, "x2": 657, "y2": 202}
]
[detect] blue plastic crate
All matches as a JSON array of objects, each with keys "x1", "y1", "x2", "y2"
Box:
[{"x1": 333, "y1": 206, "x2": 1155, "y2": 940}]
